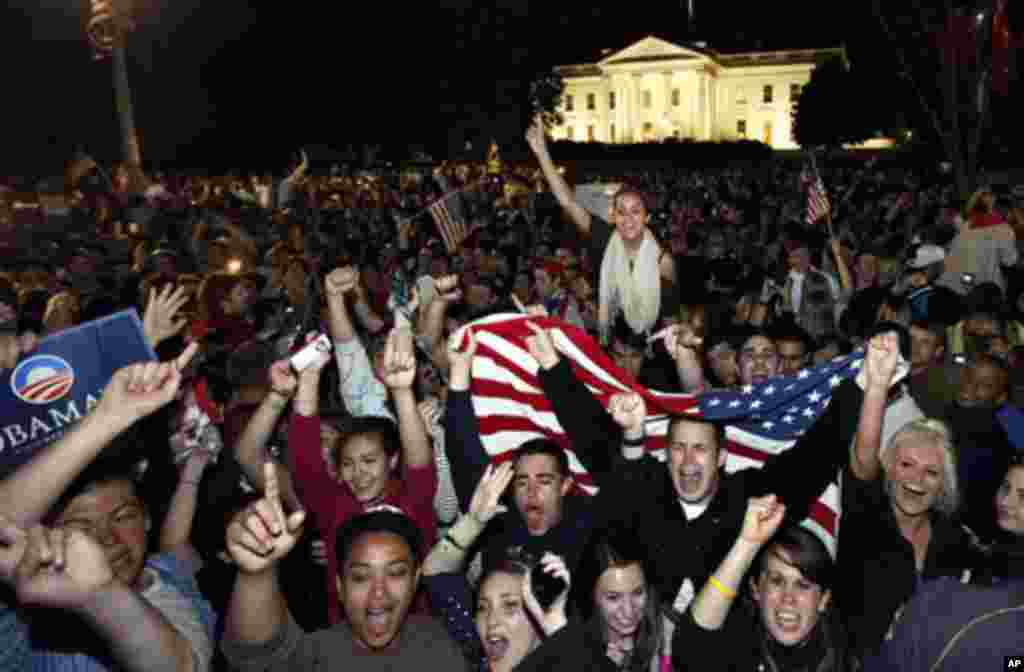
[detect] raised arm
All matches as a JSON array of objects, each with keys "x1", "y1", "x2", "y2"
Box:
[
  {"x1": 0, "y1": 345, "x2": 197, "y2": 529},
  {"x1": 159, "y1": 449, "x2": 214, "y2": 570},
  {"x1": 324, "y1": 267, "x2": 393, "y2": 419},
  {"x1": 687, "y1": 495, "x2": 785, "y2": 631},
  {"x1": 232, "y1": 360, "x2": 302, "y2": 511},
  {"x1": 829, "y1": 238, "x2": 854, "y2": 296},
  {"x1": 445, "y1": 329, "x2": 491, "y2": 511},
  {"x1": 0, "y1": 514, "x2": 206, "y2": 672},
  {"x1": 287, "y1": 343, "x2": 336, "y2": 515},
  {"x1": 379, "y1": 327, "x2": 433, "y2": 470},
  {"x1": 525, "y1": 116, "x2": 591, "y2": 237},
  {"x1": 422, "y1": 462, "x2": 513, "y2": 576},
  {"x1": 224, "y1": 462, "x2": 306, "y2": 649},
  {"x1": 529, "y1": 322, "x2": 619, "y2": 478},
  {"x1": 659, "y1": 323, "x2": 707, "y2": 393},
  {"x1": 850, "y1": 332, "x2": 901, "y2": 482},
  {"x1": 418, "y1": 274, "x2": 462, "y2": 375}
]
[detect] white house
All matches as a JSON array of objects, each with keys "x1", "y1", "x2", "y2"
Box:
[{"x1": 551, "y1": 36, "x2": 847, "y2": 150}]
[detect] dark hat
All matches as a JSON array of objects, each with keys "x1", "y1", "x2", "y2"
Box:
[{"x1": 335, "y1": 509, "x2": 423, "y2": 570}]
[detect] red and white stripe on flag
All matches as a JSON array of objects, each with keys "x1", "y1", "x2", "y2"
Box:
[
  {"x1": 428, "y1": 195, "x2": 466, "y2": 254},
  {"x1": 462, "y1": 313, "x2": 839, "y2": 555},
  {"x1": 806, "y1": 178, "x2": 831, "y2": 225}
]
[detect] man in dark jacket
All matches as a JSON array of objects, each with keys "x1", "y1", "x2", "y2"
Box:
[{"x1": 526, "y1": 322, "x2": 864, "y2": 624}]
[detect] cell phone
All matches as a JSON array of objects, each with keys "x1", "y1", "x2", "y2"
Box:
[
  {"x1": 290, "y1": 334, "x2": 332, "y2": 372},
  {"x1": 962, "y1": 273, "x2": 975, "y2": 285},
  {"x1": 530, "y1": 562, "x2": 567, "y2": 610},
  {"x1": 953, "y1": 354, "x2": 967, "y2": 365}
]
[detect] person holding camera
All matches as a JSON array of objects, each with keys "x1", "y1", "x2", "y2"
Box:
[{"x1": 422, "y1": 461, "x2": 570, "y2": 672}]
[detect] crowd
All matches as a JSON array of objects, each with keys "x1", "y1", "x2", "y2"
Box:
[{"x1": 0, "y1": 117, "x2": 1022, "y2": 671}]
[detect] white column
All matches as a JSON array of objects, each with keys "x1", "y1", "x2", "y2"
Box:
[
  {"x1": 632, "y1": 73, "x2": 643, "y2": 141},
  {"x1": 663, "y1": 71, "x2": 674, "y2": 138}
]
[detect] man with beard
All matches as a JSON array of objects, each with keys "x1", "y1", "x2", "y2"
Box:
[
  {"x1": 838, "y1": 332, "x2": 974, "y2": 659},
  {"x1": 222, "y1": 489, "x2": 467, "y2": 672}
]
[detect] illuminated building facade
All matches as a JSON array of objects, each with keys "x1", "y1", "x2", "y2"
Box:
[{"x1": 552, "y1": 36, "x2": 846, "y2": 150}]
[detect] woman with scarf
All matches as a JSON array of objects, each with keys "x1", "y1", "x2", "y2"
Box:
[
  {"x1": 526, "y1": 118, "x2": 678, "y2": 345},
  {"x1": 673, "y1": 495, "x2": 856, "y2": 672}
]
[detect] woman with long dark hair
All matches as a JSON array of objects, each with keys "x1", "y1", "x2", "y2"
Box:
[
  {"x1": 516, "y1": 524, "x2": 664, "y2": 672},
  {"x1": 673, "y1": 495, "x2": 856, "y2": 672},
  {"x1": 422, "y1": 463, "x2": 569, "y2": 672}
]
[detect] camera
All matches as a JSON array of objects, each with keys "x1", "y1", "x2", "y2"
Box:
[
  {"x1": 519, "y1": 551, "x2": 567, "y2": 610},
  {"x1": 290, "y1": 333, "x2": 332, "y2": 372}
]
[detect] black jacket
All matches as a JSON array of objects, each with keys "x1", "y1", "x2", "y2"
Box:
[
  {"x1": 538, "y1": 358, "x2": 862, "y2": 615},
  {"x1": 444, "y1": 389, "x2": 595, "y2": 574},
  {"x1": 673, "y1": 599, "x2": 857, "y2": 672},
  {"x1": 837, "y1": 469, "x2": 975, "y2": 658}
]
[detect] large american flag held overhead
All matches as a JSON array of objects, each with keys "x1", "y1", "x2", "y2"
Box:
[{"x1": 462, "y1": 314, "x2": 863, "y2": 555}]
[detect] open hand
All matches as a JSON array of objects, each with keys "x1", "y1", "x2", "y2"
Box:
[
  {"x1": 468, "y1": 462, "x2": 514, "y2": 524},
  {"x1": 142, "y1": 284, "x2": 190, "y2": 349}
]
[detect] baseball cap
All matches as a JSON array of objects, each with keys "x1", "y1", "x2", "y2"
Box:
[{"x1": 905, "y1": 244, "x2": 946, "y2": 269}]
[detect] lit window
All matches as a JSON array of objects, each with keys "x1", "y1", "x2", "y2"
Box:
[
  {"x1": 609, "y1": 92, "x2": 616, "y2": 110},
  {"x1": 763, "y1": 85, "x2": 773, "y2": 103},
  {"x1": 566, "y1": 95, "x2": 574, "y2": 112},
  {"x1": 610, "y1": 123, "x2": 616, "y2": 142},
  {"x1": 672, "y1": 88, "x2": 681, "y2": 107},
  {"x1": 567, "y1": 126, "x2": 574, "y2": 140},
  {"x1": 643, "y1": 90, "x2": 652, "y2": 109},
  {"x1": 587, "y1": 125, "x2": 595, "y2": 141},
  {"x1": 737, "y1": 120, "x2": 747, "y2": 138},
  {"x1": 587, "y1": 93, "x2": 595, "y2": 111}
]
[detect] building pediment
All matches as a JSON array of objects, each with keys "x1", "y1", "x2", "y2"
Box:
[{"x1": 599, "y1": 36, "x2": 708, "y2": 67}]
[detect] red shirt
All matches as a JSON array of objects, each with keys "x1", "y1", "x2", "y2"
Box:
[{"x1": 287, "y1": 413, "x2": 437, "y2": 624}]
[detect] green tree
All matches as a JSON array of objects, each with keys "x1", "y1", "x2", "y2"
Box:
[
  {"x1": 792, "y1": 56, "x2": 875, "y2": 149},
  {"x1": 528, "y1": 71, "x2": 565, "y2": 129}
]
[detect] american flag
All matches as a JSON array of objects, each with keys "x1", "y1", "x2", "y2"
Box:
[
  {"x1": 427, "y1": 193, "x2": 468, "y2": 255},
  {"x1": 463, "y1": 314, "x2": 862, "y2": 555},
  {"x1": 806, "y1": 176, "x2": 831, "y2": 226}
]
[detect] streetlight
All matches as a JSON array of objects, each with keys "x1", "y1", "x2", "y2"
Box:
[{"x1": 86, "y1": 0, "x2": 144, "y2": 185}]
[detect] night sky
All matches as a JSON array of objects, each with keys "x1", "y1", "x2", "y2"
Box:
[{"x1": 1, "y1": 1, "x2": 873, "y2": 176}]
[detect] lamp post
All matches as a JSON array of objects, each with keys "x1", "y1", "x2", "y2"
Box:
[{"x1": 87, "y1": 0, "x2": 145, "y2": 187}]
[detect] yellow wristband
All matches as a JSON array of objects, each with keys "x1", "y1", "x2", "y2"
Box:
[{"x1": 708, "y1": 576, "x2": 737, "y2": 599}]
